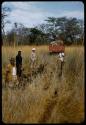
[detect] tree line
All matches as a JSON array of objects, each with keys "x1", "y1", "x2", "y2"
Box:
[{"x1": 2, "y1": 7, "x2": 84, "y2": 46}]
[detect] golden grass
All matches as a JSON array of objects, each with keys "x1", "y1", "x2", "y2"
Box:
[{"x1": 2, "y1": 45, "x2": 84, "y2": 123}]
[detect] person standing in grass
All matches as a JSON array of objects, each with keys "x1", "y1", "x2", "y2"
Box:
[
  {"x1": 5, "y1": 57, "x2": 18, "y2": 87},
  {"x1": 30, "y1": 48, "x2": 37, "y2": 71},
  {"x1": 16, "y1": 51, "x2": 22, "y2": 81},
  {"x1": 58, "y1": 52, "x2": 65, "y2": 76}
]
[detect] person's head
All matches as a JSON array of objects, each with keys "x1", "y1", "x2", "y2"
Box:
[
  {"x1": 18, "y1": 51, "x2": 21, "y2": 56},
  {"x1": 10, "y1": 57, "x2": 15, "y2": 66},
  {"x1": 32, "y1": 48, "x2": 36, "y2": 52}
]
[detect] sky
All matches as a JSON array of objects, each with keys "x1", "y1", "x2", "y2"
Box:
[{"x1": 2, "y1": 1, "x2": 84, "y2": 32}]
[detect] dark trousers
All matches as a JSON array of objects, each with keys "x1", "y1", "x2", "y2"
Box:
[
  {"x1": 16, "y1": 67, "x2": 22, "y2": 77},
  {"x1": 59, "y1": 61, "x2": 64, "y2": 76}
]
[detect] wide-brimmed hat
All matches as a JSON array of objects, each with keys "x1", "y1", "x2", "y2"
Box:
[{"x1": 32, "y1": 48, "x2": 36, "y2": 51}]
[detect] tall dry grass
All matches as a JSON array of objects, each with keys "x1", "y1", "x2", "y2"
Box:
[{"x1": 2, "y1": 45, "x2": 84, "y2": 123}]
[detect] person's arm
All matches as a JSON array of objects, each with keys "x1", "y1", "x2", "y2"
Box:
[
  {"x1": 6, "y1": 64, "x2": 10, "y2": 73},
  {"x1": 16, "y1": 56, "x2": 18, "y2": 67},
  {"x1": 21, "y1": 57, "x2": 22, "y2": 64},
  {"x1": 35, "y1": 53, "x2": 36, "y2": 60},
  {"x1": 30, "y1": 53, "x2": 33, "y2": 61},
  {"x1": 21, "y1": 57, "x2": 22, "y2": 66}
]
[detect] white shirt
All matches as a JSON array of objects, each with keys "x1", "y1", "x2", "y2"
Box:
[
  {"x1": 30, "y1": 52, "x2": 36, "y2": 62},
  {"x1": 59, "y1": 52, "x2": 64, "y2": 62},
  {"x1": 12, "y1": 67, "x2": 16, "y2": 76}
]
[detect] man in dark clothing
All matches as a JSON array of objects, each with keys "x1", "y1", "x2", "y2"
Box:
[{"x1": 16, "y1": 51, "x2": 22, "y2": 80}]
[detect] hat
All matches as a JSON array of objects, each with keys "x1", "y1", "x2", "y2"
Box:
[
  {"x1": 32, "y1": 48, "x2": 36, "y2": 51},
  {"x1": 10, "y1": 57, "x2": 15, "y2": 62}
]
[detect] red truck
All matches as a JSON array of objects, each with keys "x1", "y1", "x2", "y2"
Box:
[{"x1": 49, "y1": 40, "x2": 65, "y2": 54}]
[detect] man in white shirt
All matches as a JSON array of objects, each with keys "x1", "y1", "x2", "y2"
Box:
[
  {"x1": 59, "y1": 52, "x2": 64, "y2": 62},
  {"x1": 30, "y1": 48, "x2": 37, "y2": 71},
  {"x1": 58, "y1": 52, "x2": 65, "y2": 76}
]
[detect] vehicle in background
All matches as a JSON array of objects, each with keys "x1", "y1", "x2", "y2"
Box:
[{"x1": 49, "y1": 40, "x2": 65, "y2": 54}]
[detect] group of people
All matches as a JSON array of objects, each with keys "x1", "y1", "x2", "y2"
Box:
[
  {"x1": 5, "y1": 47, "x2": 64, "y2": 87},
  {"x1": 5, "y1": 48, "x2": 37, "y2": 87}
]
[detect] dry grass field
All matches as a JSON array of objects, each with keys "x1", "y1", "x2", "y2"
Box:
[{"x1": 2, "y1": 45, "x2": 84, "y2": 123}]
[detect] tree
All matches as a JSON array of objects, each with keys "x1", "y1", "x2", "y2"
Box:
[
  {"x1": 45, "y1": 17, "x2": 84, "y2": 45},
  {"x1": 6, "y1": 30, "x2": 14, "y2": 46},
  {"x1": 1, "y1": 6, "x2": 11, "y2": 45},
  {"x1": 64, "y1": 18, "x2": 83, "y2": 44},
  {"x1": 5, "y1": 16, "x2": 84, "y2": 46},
  {"x1": 45, "y1": 17, "x2": 58, "y2": 40},
  {"x1": 78, "y1": 19, "x2": 84, "y2": 44},
  {"x1": 29, "y1": 27, "x2": 45, "y2": 45}
]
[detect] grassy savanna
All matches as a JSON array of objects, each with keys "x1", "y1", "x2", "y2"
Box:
[{"x1": 2, "y1": 45, "x2": 84, "y2": 123}]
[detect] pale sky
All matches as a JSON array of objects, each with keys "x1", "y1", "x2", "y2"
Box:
[{"x1": 2, "y1": 1, "x2": 84, "y2": 32}]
